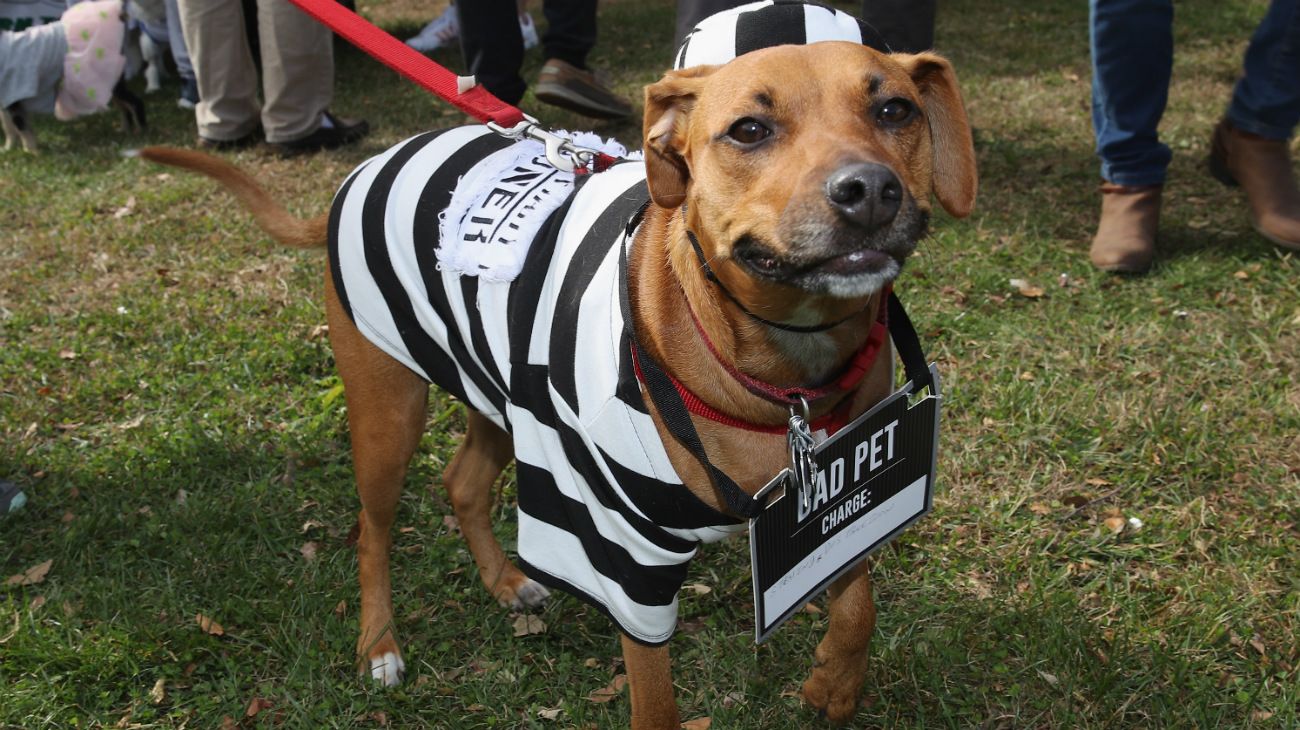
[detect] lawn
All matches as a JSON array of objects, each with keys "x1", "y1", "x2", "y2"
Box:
[{"x1": 1, "y1": 0, "x2": 1297, "y2": 727}]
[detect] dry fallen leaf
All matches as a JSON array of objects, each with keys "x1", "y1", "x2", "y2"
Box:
[
  {"x1": 1028, "y1": 502, "x2": 1052, "y2": 515},
  {"x1": 1249, "y1": 637, "x2": 1267, "y2": 657},
  {"x1": 195, "y1": 613, "x2": 225, "y2": 636},
  {"x1": 58, "y1": 348, "x2": 77, "y2": 360},
  {"x1": 1233, "y1": 270, "x2": 1249, "y2": 280},
  {"x1": 150, "y1": 678, "x2": 166, "y2": 705},
  {"x1": 443, "y1": 515, "x2": 461, "y2": 534},
  {"x1": 802, "y1": 602, "x2": 823, "y2": 614},
  {"x1": 682, "y1": 718, "x2": 712, "y2": 730},
  {"x1": 1085, "y1": 477, "x2": 1112, "y2": 487},
  {"x1": 537, "y1": 707, "x2": 563, "y2": 721},
  {"x1": 686, "y1": 583, "x2": 711, "y2": 596},
  {"x1": 334, "y1": 600, "x2": 347, "y2": 618},
  {"x1": 29, "y1": 595, "x2": 46, "y2": 612},
  {"x1": 113, "y1": 196, "x2": 137, "y2": 219},
  {"x1": 220, "y1": 716, "x2": 237, "y2": 730},
  {"x1": 587, "y1": 674, "x2": 627, "y2": 703},
  {"x1": 513, "y1": 614, "x2": 546, "y2": 637},
  {"x1": 245, "y1": 697, "x2": 273, "y2": 718},
  {"x1": 1009, "y1": 278, "x2": 1046, "y2": 298},
  {"x1": 6, "y1": 559, "x2": 53, "y2": 586},
  {"x1": 584, "y1": 657, "x2": 601, "y2": 669},
  {"x1": 1103, "y1": 516, "x2": 1126, "y2": 534},
  {"x1": 300, "y1": 541, "x2": 319, "y2": 561}
]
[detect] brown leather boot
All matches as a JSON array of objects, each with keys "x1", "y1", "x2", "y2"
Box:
[
  {"x1": 1209, "y1": 119, "x2": 1300, "y2": 251},
  {"x1": 1090, "y1": 183, "x2": 1161, "y2": 274}
]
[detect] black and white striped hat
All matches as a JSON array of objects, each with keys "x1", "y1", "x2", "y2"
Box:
[{"x1": 673, "y1": 0, "x2": 888, "y2": 70}]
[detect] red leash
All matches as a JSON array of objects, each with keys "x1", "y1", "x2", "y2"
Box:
[
  {"x1": 285, "y1": 0, "x2": 524, "y2": 126},
  {"x1": 285, "y1": 0, "x2": 618, "y2": 173}
]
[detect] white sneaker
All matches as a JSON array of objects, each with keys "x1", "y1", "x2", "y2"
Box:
[
  {"x1": 406, "y1": 4, "x2": 459, "y2": 53},
  {"x1": 519, "y1": 12, "x2": 539, "y2": 50}
]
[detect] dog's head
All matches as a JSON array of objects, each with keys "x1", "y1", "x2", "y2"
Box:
[{"x1": 643, "y1": 42, "x2": 977, "y2": 302}]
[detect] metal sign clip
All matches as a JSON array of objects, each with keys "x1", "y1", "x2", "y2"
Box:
[
  {"x1": 787, "y1": 396, "x2": 817, "y2": 512},
  {"x1": 486, "y1": 116, "x2": 602, "y2": 173}
]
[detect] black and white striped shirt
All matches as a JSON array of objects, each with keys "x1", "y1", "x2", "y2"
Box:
[{"x1": 329, "y1": 127, "x2": 745, "y2": 645}]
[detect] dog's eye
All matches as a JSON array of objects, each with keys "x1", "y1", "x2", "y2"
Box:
[
  {"x1": 726, "y1": 118, "x2": 772, "y2": 145},
  {"x1": 877, "y1": 99, "x2": 914, "y2": 126}
]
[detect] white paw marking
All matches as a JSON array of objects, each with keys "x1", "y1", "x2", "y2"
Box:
[
  {"x1": 511, "y1": 579, "x2": 551, "y2": 610},
  {"x1": 369, "y1": 651, "x2": 405, "y2": 687}
]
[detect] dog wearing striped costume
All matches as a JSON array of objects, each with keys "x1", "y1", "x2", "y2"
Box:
[{"x1": 140, "y1": 3, "x2": 977, "y2": 726}]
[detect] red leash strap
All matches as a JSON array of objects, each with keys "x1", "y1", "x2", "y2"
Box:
[{"x1": 284, "y1": 0, "x2": 526, "y2": 128}]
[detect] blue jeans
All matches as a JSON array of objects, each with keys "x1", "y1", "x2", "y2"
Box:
[{"x1": 1091, "y1": 0, "x2": 1300, "y2": 186}]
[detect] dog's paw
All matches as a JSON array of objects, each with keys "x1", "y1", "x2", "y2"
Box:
[
  {"x1": 506, "y1": 578, "x2": 551, "y2": 610},
  {"x1": 367, "y1": 651, "x2": 405, "y2": 687},
  {"x1": 802, "y1": 669, "x2": 864, "y2": 725}
]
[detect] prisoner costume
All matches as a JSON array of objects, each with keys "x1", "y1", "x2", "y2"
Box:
[{"x1": 328, "y1": 126, "x2": 745, "y2": 645}]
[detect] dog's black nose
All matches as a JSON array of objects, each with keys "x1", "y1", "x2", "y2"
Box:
[{"x1": 825, "y1": 163, "x2": 903, "y2": 230}]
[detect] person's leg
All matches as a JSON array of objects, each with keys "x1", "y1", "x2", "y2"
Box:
[
  {"x1": 1088, "y1": 0, "x2": 1174, "y2": 273},
  {"x1": 540, "y1": 0, "x2": 595, "y2": 69},
  {"x1": 1090, "y1": 0, "x2": 1174, "y2": 187},
  {"x1": 164, "y1": 0, "x2": 193, "y2": 81},
  {"x1": 177, "y1": 0, "x2": 260, "y2": 142},
  {"x1": 1211, "y1": 0, "x2": 1300, "y2": 250},
  {"x1": 458, "y1": 0, "x2": 525, "y2": 104},
  {"x1": 859, "y1": 0, "x2": 935, "y2": 53},
  {"x1": 257, "y1": 0, "x2": 331, "y2": 143},
  {"x1": 1228, "y1": 0, "x2": 1300, "y2": 138}
]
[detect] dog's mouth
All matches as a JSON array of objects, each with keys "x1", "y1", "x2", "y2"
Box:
[
  {"x1": 731, "y1": 205, "x2": 928, "y2": 297},
  {"x1": 735, "y1": 241, "x2": 894, "y2": 279}
]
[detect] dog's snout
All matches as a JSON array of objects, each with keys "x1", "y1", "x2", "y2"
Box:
[{"x1": 825, "y1": 163, "x2": 903, "y2": 230}]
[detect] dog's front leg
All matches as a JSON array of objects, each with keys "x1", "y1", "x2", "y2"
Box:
[
  {"x1": 1, "y1": 105, "x2": 36, "y2": 153},
  {"x1": 621, "y1": 634, "x2": 680, "y2": 730},
  {"x1": 802, "y1": 561, "x2": 876, "y2": 724}
]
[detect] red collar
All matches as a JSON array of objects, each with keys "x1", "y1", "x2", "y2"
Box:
[{"x1": 630, "y1": 286, "x2": 891, "y2": 435}]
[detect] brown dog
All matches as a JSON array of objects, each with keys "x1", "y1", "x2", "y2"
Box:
[{"x1": 142, "y1": 40, "x2": 975, "y2": 729}]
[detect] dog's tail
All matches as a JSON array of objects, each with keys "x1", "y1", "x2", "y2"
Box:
[{"x1": 136, "y1": 146, "x2": 329, "y2": 249}]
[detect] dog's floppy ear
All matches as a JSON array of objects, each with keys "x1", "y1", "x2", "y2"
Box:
[
  {"x1": 643, "y1": 65, "x2": 717, "y2": 209},
  {"x1": 895, "y1": 53, "x2": 978, "y2": 218}
]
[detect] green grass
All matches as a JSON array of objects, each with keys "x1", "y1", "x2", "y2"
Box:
[{"x1": 2, "y1": 0, "x2": 1297, "y2": 727}]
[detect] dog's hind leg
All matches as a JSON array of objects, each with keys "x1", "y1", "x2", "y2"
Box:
[
  {"x1": 2, "y1": 104, "x2": 37, "y2": 153},
  {"x1": 801, "y1": 561, "x2": 876, "y2": 724},
  {"x1": 442, "y1": 409, "x2": 550, "y2": 610},
  {"x1": 0, "y1": 107, "x2": 17, "y2": 151},
  {"x1": 110, "y1": 79, "x2": 146, "y2": 134},
  {"x1": 327, "y1": 275, "x2": 428, "y2": 687}
]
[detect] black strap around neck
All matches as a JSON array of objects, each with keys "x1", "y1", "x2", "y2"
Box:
[{"x1": 621, "y1": 216, "x2": 934, "y2": 520}]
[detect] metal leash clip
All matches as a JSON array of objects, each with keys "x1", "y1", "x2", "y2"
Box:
[
  {"x1": 787, "y1": 396, "x2": 818, "y2": 512},
  {"x1": 487, "y1": 116, "x2": 603, "y2": 173}
]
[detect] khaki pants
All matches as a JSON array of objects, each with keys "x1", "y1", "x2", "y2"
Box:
[{"x1": 177, "y1": 0, "x2": 332, "y2": 142}]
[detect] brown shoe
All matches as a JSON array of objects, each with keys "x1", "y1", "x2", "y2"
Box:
[
  {"x1": 1090, "y1": 183, "x2": 1161, "y2": 274},
  {"x1": 534, "y1": 59, "x2": 633, "y2": 120},
  {"x1": 1209, "y1": 119, "x2": 1300, "y2": 251}
]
